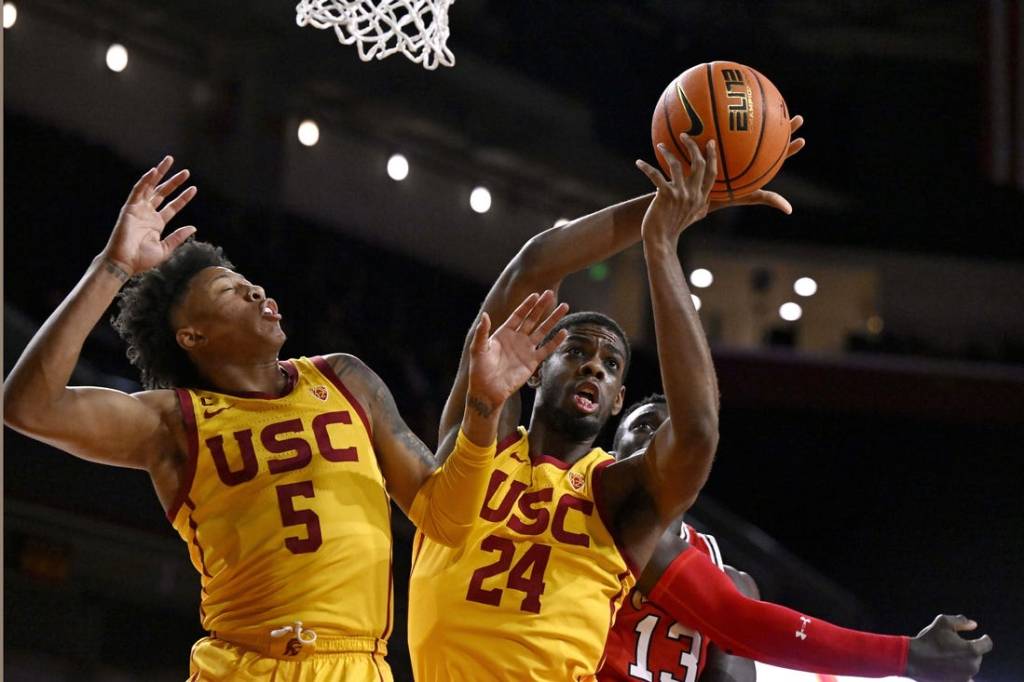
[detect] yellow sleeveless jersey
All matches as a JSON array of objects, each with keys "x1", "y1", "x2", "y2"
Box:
[
  {"x1": 168, "y1": 356, "x2": 393, "y2": 643},
  {"x1": 408, "y1": 426, "x2": 636, "y2": 681}
]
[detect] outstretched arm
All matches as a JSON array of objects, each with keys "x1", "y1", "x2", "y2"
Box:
[
  {"x1": 631, "y1": 135, "x2": 722, "y2": 523},
  {"x1": 339, "y1": 294, "x2": 568, "y2": 546},
  {"x1": 437, "y1": 117, "x2": 805, "y2": 458},
  {"x1": 4, "y1": 157, "x2": 197, "y2": 477},
  {"x1": 639, "y1": 535, "x2": 992, "y2": 681},
  {"x1": 436, "y1": 195, "x2": 653, "y2": 455},
  {"x1": 701, "y1": 567, "x2": 759, "y2": 682}
]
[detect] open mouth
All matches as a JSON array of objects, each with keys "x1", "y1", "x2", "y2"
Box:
[
  {"x1": 573, "y1": 383, "x2": 600, "y2": 414},
  {"x1": 262, "y1": 298, "x2": 282, "y2": 321}
]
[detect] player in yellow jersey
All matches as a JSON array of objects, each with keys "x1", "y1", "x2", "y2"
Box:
[
  {"x1": 408, "y1": 134, "x2": 748, "y2": 680},
  {"x1": 409, "y1": 127, "x2": 989, "y2": 681},
  {"x1": 4, "y1": 156, "x2": 570, "y2": 681}
]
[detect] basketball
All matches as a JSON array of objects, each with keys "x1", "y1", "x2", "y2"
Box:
[{"x1": 652, "y1": 61, "x2": 791, "y2": 200}]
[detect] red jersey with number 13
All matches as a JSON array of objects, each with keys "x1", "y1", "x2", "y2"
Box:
[{"x1": 598, "y1": 524, "x2": 725, "y2": 682}]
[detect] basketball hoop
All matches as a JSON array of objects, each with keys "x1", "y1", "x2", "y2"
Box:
[{"x1": 296, "y1": 0, "x2": 455, "y2": 70}]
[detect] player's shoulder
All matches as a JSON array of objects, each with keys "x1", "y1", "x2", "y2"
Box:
[
  {"x1": 133, "y1": 388, "x2": 182, "y2": 417},
  {"x1": 319, "y1": 352, "x2": 369, "y2": 376},
  {"x1": 131, "y1": 389, "x2": 189, "y2": 461},
  {"x1": 723, "y1": 565, "x2": 760, "y2": 599}
]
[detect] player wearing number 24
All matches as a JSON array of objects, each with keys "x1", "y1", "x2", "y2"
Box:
[
  {"x1": 409, "y1": 130, "x2": 991, "y2": 682},
  {"x1": 3, "y1": 156, "x2": 570, "y2": 681}
]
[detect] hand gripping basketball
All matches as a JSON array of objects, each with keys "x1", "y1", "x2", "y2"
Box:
[{"x1": 635, "y1": 132, "x2": 718, "y2": 244}]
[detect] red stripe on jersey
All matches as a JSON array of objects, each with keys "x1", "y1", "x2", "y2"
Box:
[
  {"x1": 188, "y1": 512, "x2": 213, "y2": 578},
  {"x1": 166, "y1": 388, "x2": 201, "y2": 522},
  {"x1": 496, "y1": 429, "x2": 523, "y2": 456},
  {"x1": 312, "y1": 356, "x2": 374, "y2": 439}
]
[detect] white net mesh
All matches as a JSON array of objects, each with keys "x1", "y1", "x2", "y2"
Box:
[{"x1": 296, "y1": 0, "x2": 455, "y2": 70}]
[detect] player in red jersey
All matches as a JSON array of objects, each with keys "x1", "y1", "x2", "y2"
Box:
[
  {"x1": 599, "y1": 392, "x2": 992, "y2": 681},
  {"x1": 601, "y1": 394, "x2": 757, "y2": 682}
]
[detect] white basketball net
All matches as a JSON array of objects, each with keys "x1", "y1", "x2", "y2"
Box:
[{"x1": 296, "y1": 0, "x2": 455, "y2": 70}]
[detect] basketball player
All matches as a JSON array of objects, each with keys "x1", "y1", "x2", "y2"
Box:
[
  {"x1": 3, "y1": 156, "x2": 570, "y2": 681},
  {"x1": 603, "y1": 394, "x2": 992, "y2": 681},
  {"x1": 601, "y1": 394, "x2": 757, "y2": 682},
  {"x1": 408, "y1": 134, "x2": 991, "y2": 681}
]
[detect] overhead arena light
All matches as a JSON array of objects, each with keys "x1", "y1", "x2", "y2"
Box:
[
  {"x1": 689, "y1": 268, "x2": 713, "y2": 288},
  {"x1": 4, "y1": 2, "x2": 17, "y2": 29},
  {"x1": 387, "y1": 154, "x2": 409, "y2": 181},
  {"x1": 779, "y1": 302, "x2": 803, "y2": 322},
  {"x1": 106, "y1": 43, "x2": 129, "y2": 72},
  {"x1": 794, "y1": 276, "x2": 818, "y2": 297},
  {"x1": 470, "y1": 186, "x2": 492, "y2": 214},
  {"x1": 297, "y1": 119, "x2": 320, "y2": 147}
]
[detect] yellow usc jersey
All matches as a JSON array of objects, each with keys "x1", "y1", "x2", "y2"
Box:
[
  {"x1": 168, "y1": 356, "x2": 393, "y2": 643},
  {"x1": 408, "y1": 426, "x2": 636, "y2": 681}
]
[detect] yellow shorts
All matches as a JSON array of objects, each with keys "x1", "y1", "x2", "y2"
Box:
[{"x1": 188, "y1": 636, "x2": 393, "y2": 682}]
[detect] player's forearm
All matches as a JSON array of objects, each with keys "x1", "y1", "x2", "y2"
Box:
[
  {"x1": 515, "y1": 193, "x2": 653, "y2": 289},
  {"x1": 647, "y1": 547, "x2": 909, "y2": 678},
  {"x1": 410, "y1": 420, "x2": 495, "y2": 547},
  {"x1": 642, "y1": 239, "x2": 719, "y2": 505},
  {"x1": 4, "y1": 256, "x2": 128, "y2": 431}
]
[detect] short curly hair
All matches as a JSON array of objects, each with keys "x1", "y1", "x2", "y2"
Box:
[
  {"x1": 111, "y1": 240, "x2": 233, "y2": 390},
  {"x1": 540, "y1": 311, "x2": 631, "y2": 373}
]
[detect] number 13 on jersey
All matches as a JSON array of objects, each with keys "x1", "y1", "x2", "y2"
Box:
[{"x1": 629, "y1": 614, "x2": 703, "y2": 682}]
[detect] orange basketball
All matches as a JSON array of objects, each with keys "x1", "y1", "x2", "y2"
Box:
[{"x1": 652, "y1": 61, "x2": 791, "y2": 200}]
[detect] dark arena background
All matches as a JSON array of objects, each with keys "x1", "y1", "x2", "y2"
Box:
[{"x1": 3, "y1": 1, "x2": 1023, "y2": 680}]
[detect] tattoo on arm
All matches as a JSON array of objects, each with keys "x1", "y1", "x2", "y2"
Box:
[
  {"x1": 466, "y1": 395, "x2": 495, "y2": 419},
  {"x1": 102, "y1": 258, "x2": 130, "y2": 283}
]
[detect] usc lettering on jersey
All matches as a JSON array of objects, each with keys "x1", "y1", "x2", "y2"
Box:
[
  {"x1": 598, "y1": 524, "x2": 725, "y2": 682},
  {"x1": 408, "y1": 427, "x2": 636, "y2": 681},
  {"x1": 168, "y1": 356, "x2": 393, "y2": 643}
]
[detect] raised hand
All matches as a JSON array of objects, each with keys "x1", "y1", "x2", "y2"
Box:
[
  {"x1": 101, "y1": 155, "x2": 198, "y2": 277},
  {"x1": 635, "y1": 132, "x2": 718, "y2": 245},
  {"x1": 708, "y1": 114, "x2": 806, "y2": 215},
  {"x1": 905, "y1": 614, "x2": 993, "y2": 681},
  {"x1": 466, "y1": 290, "x2": 569, "y2": 418}
]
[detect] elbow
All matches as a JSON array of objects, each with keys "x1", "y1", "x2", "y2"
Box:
[
  {"x1": 509, "y1": 233, "x2": 559, "y2": 289},
  {"x1": 3, "y1": 383, "x2": 32, "y2": 432},
  {"x1": 677, "y1": 414, "x2": 720, "y2": 462}
]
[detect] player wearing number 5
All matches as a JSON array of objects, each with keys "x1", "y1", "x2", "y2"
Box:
[{"x1": 3, "y1": 156, "x2": 569, "y2": 681}]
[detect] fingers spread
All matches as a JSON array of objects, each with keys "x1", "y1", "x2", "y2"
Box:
[
  {"x1": 700, "y1": 140, "x2": 718, "y2": 198},
  {"x1": 678, "y1": 134, "x2": 704, "y2": 184},
  {"x1": 151, "y1": 155, "x2": 175, "y2": 187},
  {"x1": 152, "y1": 169, "x2": 191, "y2": 205},
  {"x1": 533, "y1": 302, "x2": 569, "y2": 344},
  {"x1": 127, "y1": 167, "x2": 158, "y2": 204},
  {"x1": 730, "y1": 190, "x2": 792, "y2": 215},
  {"x1": 519, "y1": 290, "x2": 555, "y2": 334},
  {"x1": 790, "y1": 115, "x2": 804, "y2": 133},
  {"x1": 470, "y1": 312, "x2": 492, "y2": 354},
  {"x1": 636, "y1": 158, "x2": 670, "y2": 192},
  {"x1": 786, "y1": 137, "x2": 806, "y2": 159},
  {"x1": 537, "y1": 328, "x2": 569, "y2": 360},
  {"x1": 161, "y1": 226, "x2": 198, "y2": 253},
  {"x1": 158, "y1": 186, "x2": 198, "y2": 223},
  {"x1": 504, "y1": 292, "x2": 541, "y2": 332}
]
